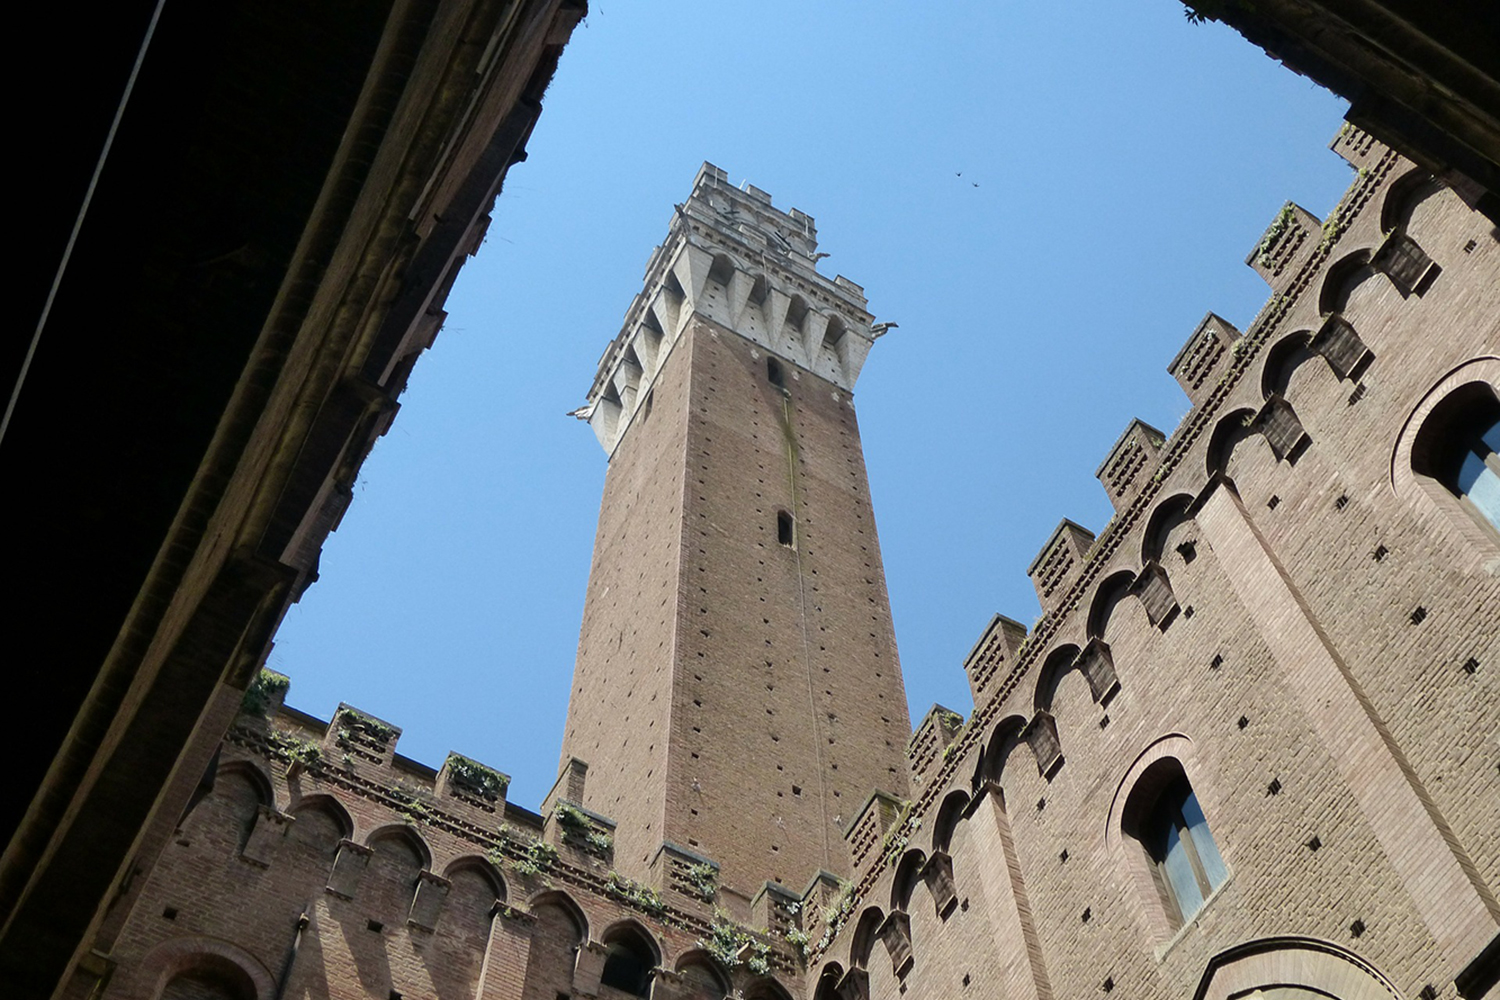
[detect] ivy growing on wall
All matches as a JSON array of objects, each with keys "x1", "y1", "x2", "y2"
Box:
[
  {"x1": 815, "y1": 880, "x2": 855, "y2": 953},
  {"x1": 336, "y1": 707, "x2": 397, "y2": 744},
  {"x1": 240, "y1": 669, "x2": 290, "y2": 717},
  {"x1": 501, "y1": 838, "x2": 558, "y2": 877},
  {"x1": 686, "y1": 862, "x2": 719, "y2": 901},
  {"x1": 447, "y1": 754, "x2": 510, "y2": 801},
  {"x1": 1257, "y1": 204, "x2": 1298, "y2": 266},
  {"x1": 699, "y1": 915, "x2": 772, "y2": 975},
  {"x1": 605, "y1": 871, "x2": 665, "y2": 916}
]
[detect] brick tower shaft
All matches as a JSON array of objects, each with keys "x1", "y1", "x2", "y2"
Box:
[{"x1": 562, "y1": 165, "x2": 911, "y2": 899}]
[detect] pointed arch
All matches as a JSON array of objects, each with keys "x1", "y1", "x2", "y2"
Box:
[
  {"x1": 982, "y1": 714, "x2": 1032, "y2": 787},
  {"x1": 289, "y1": 793, "x2": 353, "y2": 840},
  {"x1": 813, "y1": 962, "x2": 846, "y2": 1000},
  {"x1": 1087, "y1": 569, "x2": 1138, "y2": 639},
  {"x1": 528, "y1": 889, "x2": 588, "y2": 941},
  {"x1": 601, "y1": 918, "x2": 662, "y2": 965},
  {"x1": 707, "y1": 252, "x2": 736, "y2": 287},
  {"x1": 931, "y1": 789, "x2": 970, "y2": 855},
  {"x1": 743, "y1": 977, "x2": 795, "y2": 1000},
  {"x1": 1318, "y1": 248, "x2": 1376, "y2": 316},
  {"x1": 1142, "y1": 493, "x2": 1196, "y2": 565},
  {"x1": 1379, "y1": 166, "x2": 1439, "y2": 235},
  {"x1": 216, "y1": 759, "x2": 274, "y2": 807},
  {"x1": 1033, "y1": 645, "x2": 1082, "y2": 714},
  {"x1": 1259, "y1": 331, "x2": 1317, "y2": 400},
  {"x1": 675, "y1": 949, "x2": 731, "y2": 994},
  {"x1": 365, "y1": 823, "x2": 432, "y2": 869},
  {"x1": 848, "y1": 907, "x2": 885, "y2": 970},
  {"x1": 890, "y1": 850, "x2": 927, "y2": 913},
  {"x1": 600, "y1": 919, "x2": 661, "y2": 997},
  {"x1": 786, "y1": 294, "x2": 809, "y2": 327},
  {"x1": 1206, "y1": 407, "x2": 1259, "y2": 479},
  {"x1": 442, "y1": 855, "x2": 507, "y2": 902}
]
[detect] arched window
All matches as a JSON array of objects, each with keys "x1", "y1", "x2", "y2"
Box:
[
  {"x1": 1413, "y1": 382, "x2": 1500, "y2": 535},
  {"x1": 1135, "y1": 772, "x2": 1227, "y2": 925},
  {"x1": 158, "y1": 955, "x2": 258, "y2": 1000},
  {"x1": 1128, "y1": 758, "x2": 1230, "y2": 929},
  {"x1": 600, "y1": 925, "x2": 656, "y2": 997}
]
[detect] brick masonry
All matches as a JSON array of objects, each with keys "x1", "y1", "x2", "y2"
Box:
[{"x1": 88, "y1": 129, "x2": 1499, "y2": 1000}]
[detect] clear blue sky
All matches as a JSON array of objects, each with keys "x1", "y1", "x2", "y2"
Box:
[{"x1": 269, "y1": 0, "x2": 1354, "y2": 809}]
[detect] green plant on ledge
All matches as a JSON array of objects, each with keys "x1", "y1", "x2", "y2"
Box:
[
  {"x1": 700, "y1": 916, "x2": 771, "y2": 974},
  {"x1": 335, "y1": 707, "x2": 397, "y2": 745},
  {"x1": 554, "y1": 801, "x2": 602, "y2": 849},
  {"x1": 783, "y1": 926, "x2": 810, "y2": 960},
  {"x1": 241, "y1": 669, "x2": 290, "y2": 717},
  {"x1": 1257, "y1": 203, "x2": 1297, "y2": 267},
  {"x1": 447, "y1": 754, "x2": 510, "y2": 801},
  {"x1": 554, "y1": 802, "x2": 590, "y2": 830},
  {"x1": 686, "y1": 862, "x2": 718, "y2": 901},
  {"x1": 586, "y1": 830, "x2": 614, "y2": 853},
  {"x1": 880, "y1": 801, "x2": 918, "y2": 867},
  {"x1": 605, "y1": 871, "x2": 665, "y2": 916},
  {"x1": 390, "y1": 789, "x2": 435, "y2": 826},
  {"x1": 271, "y1": 732, "x2": 322, "y2": 769},
  {"x1": 815, "y1": 879, "x2": 855, "y2": 952},
  {"x1": 506, "y1": 838, "x2": 558, "y2": 877}
]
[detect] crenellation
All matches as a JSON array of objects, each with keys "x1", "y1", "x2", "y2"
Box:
[
  {"x1": 1331, "y1": 123, "x2": 1387, "y2": 168},
  {"x1": 92, "y1": 125, "x2": 1500, "y2": 1000},
  {"x1": 1028, "y1": 519, "x2": 1097, "y2": 609},
  {"x1": 1170, "y1": 312, "x2": 1242, "y2": 402},
  {"x1": 904, "y1": 705, "x2": 965, "y2": 787},
  {"x1": 966, "y1": 632, "x2": 1024, "y2": 728},
  {"x1": 1247, "y1": 201, "x2": 1323, "y2": 289},
  {"x1": 793, "y1": 127, "x2": 1498, "y2": 1000},
  {"x1": 845, "y1": 791, "x2": 908, "y2": 876},
  {"x1": 1096, "y1": 418, "x2": 1168, "y2": 510},
  {"x1": 583, "y1": 165, "x2": 882, "y2": 455}
]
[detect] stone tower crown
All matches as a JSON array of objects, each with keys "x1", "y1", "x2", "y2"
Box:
[{"x1": 583, "y1": 163, "x2": 882, "y2": 454}]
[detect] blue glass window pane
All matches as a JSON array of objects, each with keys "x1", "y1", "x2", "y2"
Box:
[
  {"x1": 1481, "y1": 419, "x2": 1500, "y2": 454},
  {"x1": 1462, "y1": 459, "x2": 1500, "y2": 529},
  {"x1": 1180, "y1": 790, "x2": 1229, "y2": 890},
  {"x1": 1162, "y1": 822, "x2": 1205, "y2": 917}
]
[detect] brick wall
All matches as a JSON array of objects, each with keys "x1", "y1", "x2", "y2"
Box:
[
  {"x1": 93, "y1": 130, "x2": 1499, "y2": 1000},
  {"x1": 813, "y1": 131, "x2": 1499, "y2": 1000}
]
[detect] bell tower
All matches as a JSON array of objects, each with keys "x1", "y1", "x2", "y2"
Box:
[{"x1": 562, "y1": 164, "x2": 911, "y2": 898}]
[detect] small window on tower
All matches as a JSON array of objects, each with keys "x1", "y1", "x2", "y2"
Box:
[
  {"x1": 777, "y1": 510, "x2": 795, "y2": 548},
  {"x1": 767, "y1": 357, "x2": 785, "y2": 388}
]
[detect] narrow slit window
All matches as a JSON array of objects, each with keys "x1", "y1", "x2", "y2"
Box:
[
  {"x1": 777, "y1": 510, "x2": 795, "y2": 548},
  {"x1": 767, "y1": 357, "x2": 785, "y2": 388}
]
